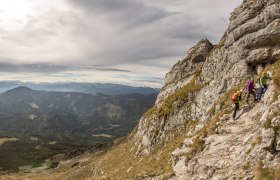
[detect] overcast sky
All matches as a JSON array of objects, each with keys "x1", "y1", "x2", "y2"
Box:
[{"x1": 0, "y1": 0, "x2": 243, "y2": 87}]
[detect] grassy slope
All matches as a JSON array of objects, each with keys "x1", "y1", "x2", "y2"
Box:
[{"x1": 26, "y1": 137, "x2": 178, "y2": 179}]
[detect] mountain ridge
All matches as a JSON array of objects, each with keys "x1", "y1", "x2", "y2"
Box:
[{"x1": 0, "y1": 82, "x2": 160, "y2": 95}]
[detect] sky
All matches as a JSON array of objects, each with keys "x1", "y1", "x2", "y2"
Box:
[{"x1": 0, "y1": 0, "x2": 243, "y2": 88}]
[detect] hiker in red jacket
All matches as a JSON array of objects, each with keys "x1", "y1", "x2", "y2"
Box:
[{"x1": 246, "y1": 77, "x2": 257, "y2": 103}]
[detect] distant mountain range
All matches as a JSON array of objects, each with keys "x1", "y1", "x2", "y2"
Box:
[
  {"x1": 0, "y1": 81, "x2": 159, "y2": 95},
  {"x1": 0, "y1": 86, "x2": 157, "y2": 141},
  {"x1": 0, "y1": 86, "x2": 157, "y2": 170}
]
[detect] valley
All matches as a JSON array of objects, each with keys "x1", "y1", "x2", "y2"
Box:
[{"x1": 0, "y1": 86, "x2": 157, "y2": 171}]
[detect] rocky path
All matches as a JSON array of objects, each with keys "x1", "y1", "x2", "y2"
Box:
[
  {"x1": 175, "y1": 103, "x2": 265, "y2": 180},
  {"x1": 200, "y1": 104, "x2": 263, "y2": 179},
  {"x1": 227, "y1": 103, "x2": 262, "y2": 132}
]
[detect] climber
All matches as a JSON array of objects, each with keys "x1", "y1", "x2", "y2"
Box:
[
  {"x1": 231, "y1": 89, "x2": 243, "y2": 120},
  {"x1": 246, "y1": 76, "x2": 257, "y2": 104},
  {"x1": 257, "y1": 71, "x2": 272, "y2": 100}
]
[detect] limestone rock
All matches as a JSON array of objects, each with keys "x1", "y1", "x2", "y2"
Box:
[
  {"x1": 261, "y1": 128, "x2": 276, "y2": 150},
  {"x1": 132, "y1": 0, "x2": 280, "y2": 179},
  {"x1": 164, "y1": 39, "x2": 213, "y2": 86}
]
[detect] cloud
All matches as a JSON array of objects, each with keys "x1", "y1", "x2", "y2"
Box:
[
  {"x1": 68, "y1": 0, "x2": 176, "y2": 27},
  {"x1": 92, "y1": 67, "x2": 131, "y2": 72},
  {"x1": 0, "y1": 62, "x2": 131, "y2": 73},
  {"x1": 0, "y1": 62, "x2": 68, "y2": 73},
  {"x1": 0, "y1": 0, "x2": 243, "y2": 87}
]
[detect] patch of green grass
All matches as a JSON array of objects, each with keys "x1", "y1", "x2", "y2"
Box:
[
  {"x1": 206, "y1": 103, "x2": 217, "y2": 116},
  {"x1": 49, "y1": 162, "x2": 59, "y2": 169},
  {"x1": 213, "y1": 37, "x2": 226, "y2": 50},
  {"x1": 184, "y1": 136, "x2": 205, "y2": 159},
  {"x1": 272, "y1": 60, "x2": 280, "y2": 101},
  {"x1": 143, "y1": 106, "x2": 157, "y2": 118},
  {"x1": 246, "y1": 136, "x2": 262, "y2": 154},
  {"x1": 264, "y1": 111, "x2": 280, "y2": 130},
  {"x1": 252, "y1": 136, "x2": 262, "y2": 147},
  {"x1": 0, "y1": 137, "x2": 91, "y2": 171},
  {"x1": 265, "y1": 59, "x2": 280, "y2": 102},
  {"x1": 155, "y1": 74, "x2": 205, "y2": 119},
  {"x1": 255, "y1": 163, "x2": 280, "y2": 180},
  {"x1": 241, "y1": 162, "x2": 251, "y2": 171}
]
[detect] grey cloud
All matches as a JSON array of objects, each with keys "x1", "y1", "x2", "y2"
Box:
[
  {"x1": 0, "y1": 62, "x2": 131, "y2": 74},
  {"x1": 0, "y1": 0, "x2": 243, "y2": 87},
  {"x1": 133, "y1": 79, "x2": 163, "y2": 83},
  {"x1": 123, "y1": 75, "x2": 164, "y2": 85},
  {"x1": 165, "y1": 18, "x2": 213, "y2": 40},
  {"x1": 77, "y1": 66, "x2": 131, "y2": 72},
  {"x1": 0, "y1": 62, "x2": 69, "y2": 73},
  {"x1": 94, "y1": 67, "x2": 131, "y2": 72},
  {"x1": 68, "y1": 0, "x2": 176, "y2": 27}
]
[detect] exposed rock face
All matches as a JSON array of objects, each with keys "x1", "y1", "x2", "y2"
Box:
[
  {"x1": 164, "y1": 39, "x2": 213, "y2": 85},
  {"x1": 133, "y1": 0, "x2": 280, "y2": 179},
  {"x1": 172, "y1": 90, "x2": 280, "y2": 179},
  {"x1": 157, "y1": 39, "x2": 213, "y2": 107}
]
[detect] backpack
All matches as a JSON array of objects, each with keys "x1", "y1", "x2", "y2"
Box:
[
  {"x1": 256, "y1": 76, "x2": 261, "y2": 84},
  {"x1": 231, "y1": 93, "x2": 238, "y2": 101}
]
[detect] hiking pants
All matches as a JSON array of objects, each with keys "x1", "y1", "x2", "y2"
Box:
[
  {"x1": 258, "y1": 85, "x2": 268, "y2": 100},
  {"x1": 246, "y1": 90, "x2": 256, "y2": 102},
  {"x1": 233, "y1": 102, "x2": 239, "y2": 119}
]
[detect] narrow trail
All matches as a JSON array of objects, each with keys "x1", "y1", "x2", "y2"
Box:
[
  {"x1": 225, "y1": 103, "x2": 262, "y2": 134},
  {"x1": 194, "y1": 103, "x2": 264, "y2": 179}
]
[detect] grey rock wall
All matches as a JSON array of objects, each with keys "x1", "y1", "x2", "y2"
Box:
[{"x1": 133, "y1": 0, "x2": 280, "y2": 178}]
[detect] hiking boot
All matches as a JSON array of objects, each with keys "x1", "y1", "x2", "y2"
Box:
[{"x1": 230, "y1": 120, "x2": 235, "y2": 124}]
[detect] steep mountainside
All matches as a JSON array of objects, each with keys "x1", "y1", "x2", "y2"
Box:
[{"x1": 4, "y1": 0, "x2": 280, "y2": 179}]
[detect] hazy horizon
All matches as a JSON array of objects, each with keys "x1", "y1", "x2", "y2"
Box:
[{"x1": 0, "y1": 0, "x2": 242, "y2": 88}]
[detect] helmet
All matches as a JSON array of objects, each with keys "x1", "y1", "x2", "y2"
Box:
[{"x1": 237, "y1": 91, "x2": 241, "y2": 95}]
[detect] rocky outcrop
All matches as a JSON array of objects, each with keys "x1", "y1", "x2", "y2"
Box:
[
  {"x1": 157, "y1": 39, "x2": 213, "y2": 106},
  {"x1": 133, "y1": 0, "x2": 280, "y2": 179},
  {"x1": 164, "y1": 39, "x2": 213, "y2": 85}
]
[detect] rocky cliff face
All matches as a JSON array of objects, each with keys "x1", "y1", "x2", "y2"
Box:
[{"x1": 133, "y1": 0, "x2": 280, "y2": 179}]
